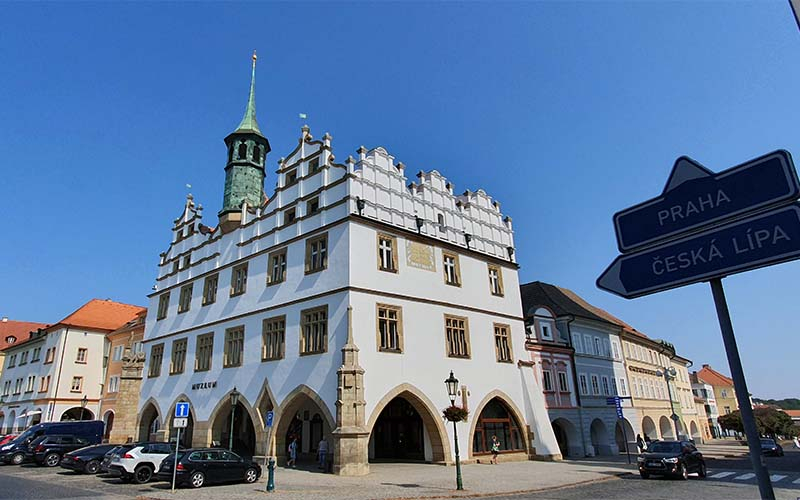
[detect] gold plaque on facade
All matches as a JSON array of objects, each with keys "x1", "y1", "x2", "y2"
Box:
[{"x1": 406, "y1": 241, "x2": 436, "y2": 271}]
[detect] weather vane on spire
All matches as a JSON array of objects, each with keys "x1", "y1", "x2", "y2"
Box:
[{"x1": 252, "y1": 50, "x2": 257, "y2": 66}]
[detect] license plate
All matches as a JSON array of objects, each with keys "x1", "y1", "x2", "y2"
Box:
[{"x1": 647, "y1": 461, "x2": 661, "y2": 467}]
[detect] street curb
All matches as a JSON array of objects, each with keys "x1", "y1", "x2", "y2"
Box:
[{"x1": 373, "y1": 471, "x2": 635, "y2": 500}]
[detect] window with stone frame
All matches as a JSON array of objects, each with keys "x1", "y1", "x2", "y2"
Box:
[
  {"x1": 619, "y1": 378, "x2": 628, "y2": 396},
  {"x1": 195, "y1": 333, "x2": 214, "y2": 372},
  {"x1": 591, "y1": 374, "x2": 600, "y2": 395},
  {"x1": 542, "y1": 369, "x2": 554, "y2": 392},
  {"x1": 178, "y1": 283, "x2": 193, "y2": 313},
  {"x1": 306, "y1": 197, "x2": 320, "y2": 215},
  {"x1": 488, "y1": 264, "x2": 504, "y2": 296},
  {"x1": 157, "y1": 292, "x2": 170, "y2": 320},
  {"x1": 31, "y1": 347, "x2": 41, "y2": 362},
  {"x1": 442, "y1": 252, "x2": 461, "y2": 286},
  {"x1": 107, "y1": 375, "x2": 120, "y2": 394},
  {"x1": 558, "y1": 371, "x2": 570, "y2": 392},
  {"x1": 39, "y1": 375, "x2": 50, "y2": 393},
  {"x1": 377, "y1": 304, "x2": 403, "y2": 352},
  {"x1": 70, "y1": 376, "x2": 83, "y2": 392},
  {"x1": 44, "y1": 348, "x2": 55, "y2": 364},
  {"x1": 170, "y1": 338, "x2": 188, "y2": 375},
  {"x1": 611, "y1": 378, "x2": 618, "y2": 395},
  {"x1": 602, "y1": 376, "x2": 610, "y2": 395},
  {"x1": 202, "y1": 273, "x2": 219, "y2": 306},
  {"x1": 444, "y1": 314, "x2": 470, "y2": 358},
  {"x1": 7, "y1": 354, "x2": 16, "y2": 368},
  {"x1": 300, "y1": 306, "x2": 328, "y2": 355},
  {"x1": 148, "y1": 343, "x2": 164, "y2": 378},
  {"x1": 267, "y1": 249, "x2": 287, "y2": 285},
  {"x1": 284, "y1": 207, "x2": 296, "y2": 225},
  {"x1": 182, "y1": 255, "x2": 191, "y2": 270},
  {"x1": 25, "y1": 375, "x2": 35, "y2": 393},
  {"x1": 305, "y1": 234, "x2": 328, "y2": 274},
  {"x1": 308, "y1": 157, "x2": 320, "y2": 174},
  {"x1": 494, "y1": 323, "x2": 512, "y2": 363},
  {"x1": 262, "y1": 316, "x2": 285, "y2": 361},
  {"x1": 224, "y1": 326, "x2": 245, "y2": 368},
  {"x1": 19, "y1": 351, "x2": 28, "y2": 365},
  {"x1": 377, "y1": 234, "x2": 398, "y2": 272},
  {"x1": 230, "y1": 263, "x2": 248, "y2": 296},
  {"x1": 76, "y1": 348, "x2": 87, "y2": 364}
]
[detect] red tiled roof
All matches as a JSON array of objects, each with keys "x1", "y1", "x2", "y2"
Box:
[
  {"x1": 783, "y1": 410, "x2": 800, "y2": 418},
  {"x1": 696, "y1": 364, "x2": 734, "y2": 387},
  {"x1": 0, "y1": 319, "x2": 49, "y2": 350},
  {"x1": 52, "y1": 299, "x2": 146, "y2": 332}
]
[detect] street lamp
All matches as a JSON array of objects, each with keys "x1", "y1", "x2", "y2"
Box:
[
  {"x1": 80, "y1": 395, "x2": 88, "y2": 421},
  {"x1": 444, "y1": 371, "x2": 463, "y2": 491},
  {"x1": 655, "y1": 367, "x2": 681, "y2": 440},
  {"x1": 229, "y1": 387, "x2": 240, "y2": 451}
]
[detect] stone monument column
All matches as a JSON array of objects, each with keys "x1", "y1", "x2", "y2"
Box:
[
  {"x1": 109, "y1": 344, "x2": 147, "y2": 444},
  {"x1": 331, "y1": 306, "x2": 370, "y2": 475}
]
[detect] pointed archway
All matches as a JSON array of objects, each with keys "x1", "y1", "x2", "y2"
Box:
[
  {"x1": 166, "y1": 395, "x2": 196, "y2": 449},
  {"x1": 367, "y1": 384, "x2": 450, "y2": 464},
  {"x1": 137, "y1": 399, "x2": 162, "y2": 442},
  {"x1": 208, "y1": 390, "x2": 260, "y2": 458},
  {"x1": 470, "y1": 394, "x2": 528, "y2": 459},
  {"x1": 274, "y1": 385, "x2": 335, "y2": 464}
]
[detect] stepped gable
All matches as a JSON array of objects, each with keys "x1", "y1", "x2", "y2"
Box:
[
  {"x1": 696, "y1": 364, "x2": 734, "y2": 387},
  {"x1": 55, "y1": 299, "x2": 146, "y2": 332}
]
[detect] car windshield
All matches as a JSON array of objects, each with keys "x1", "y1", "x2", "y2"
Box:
[
  {"x1": 647, "y1": 441, "x2": 682, "y2": 454},
  {"x1": 12, "y1": 429, "x2": 38, "y2": 444},
  {"x1": 760, "y1": 439, "x2": 775, "y2": 445}
]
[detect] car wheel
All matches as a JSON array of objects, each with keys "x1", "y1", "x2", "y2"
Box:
[
  {"x1": 133, "y1": 465, "x2": 153, "y2": 484},
  {"x1": 10, "y1": 453, "x2": 24, "y2": 465},
  {"x1": 190, "y1": 471, "x2": 205, "y2": 488},
  {"x1": 698, "y1": 462, "x2": 707, "y2": 478},
  {"x1": 640, "y1": 472, "x2": 650, "y2": 479},
  {"x1": 44, "y1": 453, "x2": 61, "y2": 467},
  {"x1": 84, "y1": 460, "x2": 100, "y2": 474},
  {"x1": 678, "y1": 464, "x2": 688, "y2": 480},
  {"x1": 244, "y1": 467, "x2": 258, "y2": 483}
]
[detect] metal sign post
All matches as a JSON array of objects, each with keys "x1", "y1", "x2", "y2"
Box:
[
  {"x1": 597, "y1": 150, "x2": 799, "y2": 500},
  {"x1": 264, "y1": 410, "x2": 275, "y2": 492},
  {"x1": 172, "y1": 426, "x2": 181, "y2": 492},
  {"x1": 172, "y1": 401, "x2": 189, "y2": 492},
  {"x1": 710, "y1": 278, "x2": 774, "y2": 500}
]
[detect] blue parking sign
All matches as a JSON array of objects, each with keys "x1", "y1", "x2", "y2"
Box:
[{"x1": 175, "y1": 402, "x2": 190, "y2": 418}]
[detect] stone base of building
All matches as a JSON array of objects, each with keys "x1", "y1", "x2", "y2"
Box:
[{"x1": 332, "y1": 427, "x2": 369, "y2": 476}]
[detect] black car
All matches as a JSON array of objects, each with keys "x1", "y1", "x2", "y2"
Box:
[
  {"x1": 760, "y1": 438, "x2": 784, "y2": 457},
  {"x1": 638, "y1": 440, "x2": 707, "y2": 480},
  {"x1": 27, "y1": 435, "x2": 92, "y2": 467},
  {"x1": 100, "y1": 445, "x2": 134, "y2": 473},
  {"x1": 157, "y1": 448, "x2": 261, "y2": 488},
  {"x1": 59, "y1": 444, "x2": 119, "y2": 474}
]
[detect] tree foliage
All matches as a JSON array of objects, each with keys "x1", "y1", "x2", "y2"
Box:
[
  {"x1": 752, "y1": 398, "x2": 800, "y2": 410},
  {"x1": 718, "y1": 408, "x2": 798, "y2": 438}
]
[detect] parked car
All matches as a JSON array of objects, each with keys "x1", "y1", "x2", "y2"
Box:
[
  {"x1": 107, "y1": 442, "x2": 178, "y2": 484},
  {"x1": 60, "y1": 444, "x2": 119, "y2": 473},
  {"x1": 760, "y1": 438, "x2": 784, "y2": 457},
  {"x1": 638, "y1": 440, "x2": 707, "y2": 480},
  {"x1": 100, "y1": 445, "x2": 134, "y2": 473},
  {"x1": 26, "y1": 434, "x2": 93, "y2": 467},
  {"x1": 157, "y1": 448, "x2": 261, "y2": 488},
  {"x1": 0, "y1": 435, "x2": 17, "y2": 446},
  {"x1": 0, "y1": 421, "x2": 104, "y2": 465}
]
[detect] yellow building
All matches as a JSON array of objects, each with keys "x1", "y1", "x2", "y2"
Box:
[{"x1": 696, "y1": 364, "x2": 739, "y2": 415}]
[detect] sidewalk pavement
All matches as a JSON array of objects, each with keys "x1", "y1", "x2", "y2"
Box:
[{"x1": 141, "y1": 459, "x2": 636, "y2": 500}]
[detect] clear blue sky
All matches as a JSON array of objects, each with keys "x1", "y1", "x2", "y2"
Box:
[{"x1": 1, "y1": 2, "x2": 798, "y2": 399}]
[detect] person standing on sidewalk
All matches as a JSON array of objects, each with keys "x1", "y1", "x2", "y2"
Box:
[
  {"x1": 793, "y1": 436, "x2": 800, "y2": 449},
  {"x1": 636, "y1": 434, "x2": 645, "y2": 453},
  {"x1": 318, "y1": 435, "x2": 329, "y2": 470},
  {"x1": 490, "y1": 435, "x2": 500, "y2": 464},
  {"x1": 287, "y1": 437, "x2": 298, "y2": 468}
]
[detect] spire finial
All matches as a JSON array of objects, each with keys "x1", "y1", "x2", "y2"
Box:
[{"x1": 233, "y1": 50, "x2": 262, "y2": 135}]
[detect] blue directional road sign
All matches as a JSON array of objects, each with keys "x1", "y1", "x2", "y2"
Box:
[
  {"x1": 175, "y1": 402, "x2": 190, "y2": 418},
  {"x1": 598, "y1": 203, "x2": 800, "y2": 299},
  {"x1": 614, "y1": 150, "x2": 799, "y2": 253},
  {"x1": 265, "y1": 410, "x2": 274, "y2": 428}
]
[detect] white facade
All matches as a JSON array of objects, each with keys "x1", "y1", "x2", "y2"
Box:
[
  {"x1": 0, "y1": 326, "x2": 105, "y2": 432},
  {"x1": 141, "y1": 124, "x2": 560, "y2": 468}
]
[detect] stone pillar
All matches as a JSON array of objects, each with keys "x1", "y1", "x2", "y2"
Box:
[
  {"x1": 331, "y1": 306, "x2": 370, "y2": 476},
  {"x1": 108, "y1": 347, "x2": 145, "y2": 444}
]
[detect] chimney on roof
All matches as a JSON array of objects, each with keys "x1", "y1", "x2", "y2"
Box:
[
  {"x1": 1, "y1": 317, "x2": 7, "y2": 322},
  {"x1": 702, "y1": 364, "x2": 709, "y2": 368}
]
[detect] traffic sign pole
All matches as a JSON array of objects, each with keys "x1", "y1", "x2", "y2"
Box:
[
  {"x1": 172, "y1": 426, "x2": 180, "y2": 492},
  {"x1": 709, "y1": 278, "x2": 774, "y2": 500}
]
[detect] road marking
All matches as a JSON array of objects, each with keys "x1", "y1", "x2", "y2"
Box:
[
  {"x1": 769, "y1": 475, "x2": 786, "y2": 482},
  {"x1": 734, "y1": 473, "x2": 755, "y2": 480},
  {"x1": 710, "y1": 471, "x2": 736, "y2": 479}
]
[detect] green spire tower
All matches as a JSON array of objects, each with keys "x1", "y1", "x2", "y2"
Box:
[{"x1": 219, "y1": 51, "x2": 271, "y2": 232}]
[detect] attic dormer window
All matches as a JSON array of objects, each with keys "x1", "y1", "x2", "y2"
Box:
[
  {"x1": 238, "y1": 142, "x2": 248, "y2": 160},
  {"x1": 5, "y1": 336, "x2": 15, "y2": 345}
]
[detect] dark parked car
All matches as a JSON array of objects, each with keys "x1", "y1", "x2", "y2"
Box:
[
  {"x1": 0, "y1": 435, "x2": 17, "y2": 446},
  {"x1": 27, "y1": 435, "x2": 92, "y2": 467},
  {"x1": 60, "y1": 444, "x2": 119, "y2": 473},
  {"x1": 0, "y1": 421, "x2": 104, "y2": 465},
  {"x1": 157, "y1": 448, "x2": 261, "y2": 488},
  {"x1": 638, "y1": 440, "x2": 707, "y2": 480},
  {"x1": 760, "y1": 438, "x2": 784, "y2": 457}
]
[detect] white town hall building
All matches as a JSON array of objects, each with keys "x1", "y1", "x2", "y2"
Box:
[{"x1": 139, "y1": 54, "x2": 560, "y2": 474}]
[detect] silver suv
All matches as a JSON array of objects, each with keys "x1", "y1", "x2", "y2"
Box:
[{"x1": 107, "y1": 442, "x2": 177, "y2": 484}]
